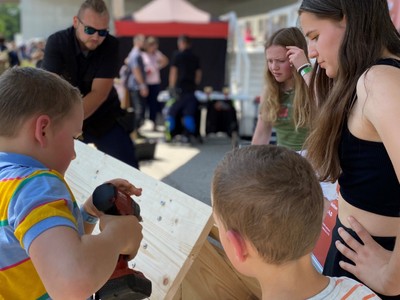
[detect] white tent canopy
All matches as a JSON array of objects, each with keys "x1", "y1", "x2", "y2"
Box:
[{"x1": 132, "y1": 0, "x2": 211, "y2": 23}]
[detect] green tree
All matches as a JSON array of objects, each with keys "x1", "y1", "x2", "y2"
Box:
[{"x1": 0, "y1": 4, "x2": 20, "y2": 41}]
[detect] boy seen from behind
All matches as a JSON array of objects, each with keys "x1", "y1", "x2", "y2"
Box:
[{"x1": 211, "y1": 145, "x2": 380, "y2": 299}]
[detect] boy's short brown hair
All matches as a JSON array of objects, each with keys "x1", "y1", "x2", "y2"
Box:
[
  {"x1": 212, "y1": 145, "x2": 324, "y2": 264},
  {"x1": 0, "y1": 67, "x2": 82, "y2": 137}
]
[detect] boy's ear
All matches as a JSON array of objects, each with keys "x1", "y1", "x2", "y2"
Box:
[
  {"x1": 34, "y1": 115, "x2": 51, "y2": 147},
  {"x1": 226, "y1": 230, "x2": 248, "y2": 262}
]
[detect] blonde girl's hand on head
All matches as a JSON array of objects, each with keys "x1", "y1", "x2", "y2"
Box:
[{"x1": 286, "y1": 46, "x2": 309, "y2": 71}]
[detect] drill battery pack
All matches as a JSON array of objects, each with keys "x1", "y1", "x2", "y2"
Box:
[{"x1": 95, "y1": 271, "x2": 152, "y2": 300}]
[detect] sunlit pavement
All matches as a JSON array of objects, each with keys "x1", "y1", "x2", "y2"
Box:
[{"x1": 136, "y1": 121, "x2": 235, "y2": 206}]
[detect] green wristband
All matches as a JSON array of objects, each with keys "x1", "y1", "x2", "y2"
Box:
[{"x1": 300, "y1": 66, "x2": 312, "y2": 77}]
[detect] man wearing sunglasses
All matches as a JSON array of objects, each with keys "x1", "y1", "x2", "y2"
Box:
[{"x1": 42, "y1": 0, "x2": 139, "y2": 169}]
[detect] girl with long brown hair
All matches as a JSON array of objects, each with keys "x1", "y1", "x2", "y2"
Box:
[{"x1": 299, "y1": 0, "x2": 400, "y2": 298}]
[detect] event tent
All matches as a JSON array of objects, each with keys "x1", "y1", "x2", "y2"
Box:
[
  {"x1": 133, "y1": 0, "x2": 210, "y2": 23},
  {"x1": 115, "y1": 0, "x2": 228, "y2": 38},
  {"x1": 115, "y1": 0, "x2": 229, "y2": 91}
]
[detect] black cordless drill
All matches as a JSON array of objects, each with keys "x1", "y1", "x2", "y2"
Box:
[{"x1": 92, "y1": 182, "x2": 152, "y2": 300}]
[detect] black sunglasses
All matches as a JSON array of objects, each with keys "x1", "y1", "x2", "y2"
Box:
[{"x1": 78, "y1": 17, "x2": 108, "y2": 37}]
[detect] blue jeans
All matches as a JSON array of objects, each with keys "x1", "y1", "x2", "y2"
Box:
[
  {"x1": 83, "y1": 123, "x2": 139, "y2": 169},
  {"x1": 129, "y1": 89, "x2": 146, "y2": 130}
]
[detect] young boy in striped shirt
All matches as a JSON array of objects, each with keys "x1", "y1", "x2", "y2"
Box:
[{"x1": 0, "y1": 67, "x2": 143, "y2": 299}]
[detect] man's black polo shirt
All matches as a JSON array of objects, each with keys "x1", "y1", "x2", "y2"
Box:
[{"x1": 42, "y1": 26, "x2": 122, "y2": 136}]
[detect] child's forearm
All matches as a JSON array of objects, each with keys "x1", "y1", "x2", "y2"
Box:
[
  {"x1": 30, "y1": 216, "x2": 142, "y2": 299},
  {"x1": 83, "y1": 221, "x2": 97, "y2": 234}
]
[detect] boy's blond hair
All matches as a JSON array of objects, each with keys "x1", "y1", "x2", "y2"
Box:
[
  {"x1": 212, "y1": 145, "x2": 324, "y2": 264},
  {"x1": 0, "y1": 67, "x2": 82, "y2": 137}
]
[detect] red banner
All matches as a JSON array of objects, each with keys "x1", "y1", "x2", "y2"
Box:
[
  {"x1": 312, "y1": 199, "x2": 339, "y2": 272},
  {"x1": 114, "y1": 21, "x2": 229, "y2": 38}
]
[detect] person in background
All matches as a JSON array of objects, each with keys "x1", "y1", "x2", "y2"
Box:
[
  {"x1": 212, "y1": 145, "x2": 380, "y2": 299},
  {"x1": 299, "y1": 0, "x2": 400, "y2": 298},
  {"x1": 126, "y1": 34, "x2": 148, "y2": 136},
  {"x1": 251, "y1": 27, "x2": 339, "y2": 201},
  {"x1": 0, "y1": 36, "x2": 10, "y2": 75},
  {"x1": 167, "y1": 34, "x2": 202, "y2": 144},
  {"x1": 142, "y1": 36, "x2": 169, "y2": 132},
  {"x1": 30, "y1": 39, "x2": 45, "y2": 68},
  {"x1": 251, "y1": 27, "x2": 313, "y2": 151},
  {"x1": 7, "y1": 40, "x2": 21, "y2": 68},
  {"x1": 41, "y1": 0, "x2": 139, "y2": 169},
  {"x1": 0, "y1": 67, "x2": 143, "y2": 300}
]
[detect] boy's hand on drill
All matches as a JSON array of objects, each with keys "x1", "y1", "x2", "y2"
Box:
[
  {"x1": 107, "y1": 178, "x2": 143, "y2": 197},
  {"x1": 99, "y1": 214, "x2": 143, "y2": 259},
  {"x1": 83, "y1": 178, "x2": 143, "y2": 218}
]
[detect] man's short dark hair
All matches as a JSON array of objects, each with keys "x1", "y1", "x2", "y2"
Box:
[
  {"x1": 78, "y1": 0, "x2": 109, "y2": 18},
  {"x1": 178, "y1": 35, "x2": 192, "y2": 46}
]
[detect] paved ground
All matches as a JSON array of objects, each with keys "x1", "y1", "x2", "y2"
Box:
[{"x1": 136, "y1": 122, "x2": 242, "y2": 207}]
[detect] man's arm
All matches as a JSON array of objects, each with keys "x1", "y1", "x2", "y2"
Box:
[
  {"x1": 132, "y1": 65, "x2": 148, "y2": 98},
  {"x1": 83, "y1": 78, "x2": 114, "y2": 119},
  {"x1": 83, "y1": 36, "x2": 120, "y2": 118},
  {"x1": 169, "y1": 65, "x2": 178, "y2": 88},
  {"x1": 195, "y1": 69, "x2": 202, "y2": 86}
]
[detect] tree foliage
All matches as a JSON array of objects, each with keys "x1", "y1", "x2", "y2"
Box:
[{"x1": 0, "y1": 4, "x2": 20, "y2": 41}]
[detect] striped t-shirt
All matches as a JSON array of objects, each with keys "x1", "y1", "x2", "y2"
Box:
[
  {"x1": 0, "y1": 152, "x2": 84, "y2": 300},
  {"x1": 309, "y1": 276, "x2": 381, "y2": 299}
]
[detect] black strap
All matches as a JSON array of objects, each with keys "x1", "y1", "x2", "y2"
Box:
[{"x1": 374, "y1": 58, "x2": 400, "y2": 68}]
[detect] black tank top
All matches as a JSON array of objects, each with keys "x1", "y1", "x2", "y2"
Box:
[{"x1": 338, "y1": 58, "x2": 400, "y2": 217}]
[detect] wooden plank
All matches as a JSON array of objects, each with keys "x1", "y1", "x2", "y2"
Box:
[
  {"x1": 65, "y1": 141, "x2": 214, "y2": 300},
  {"x1": 207, "y1": 226, "x2": 262, "y2": 298},
  {"x1": 181, "y1": 239, "x2": 260, "y2": 300},
  {"x1": 212, "y1": 242, "x2": 262, "y2": 298}
]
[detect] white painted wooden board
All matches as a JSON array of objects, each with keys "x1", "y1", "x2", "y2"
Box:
[{"x1": 65, "y1": 141, "x2": 214, "y2": 300}]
